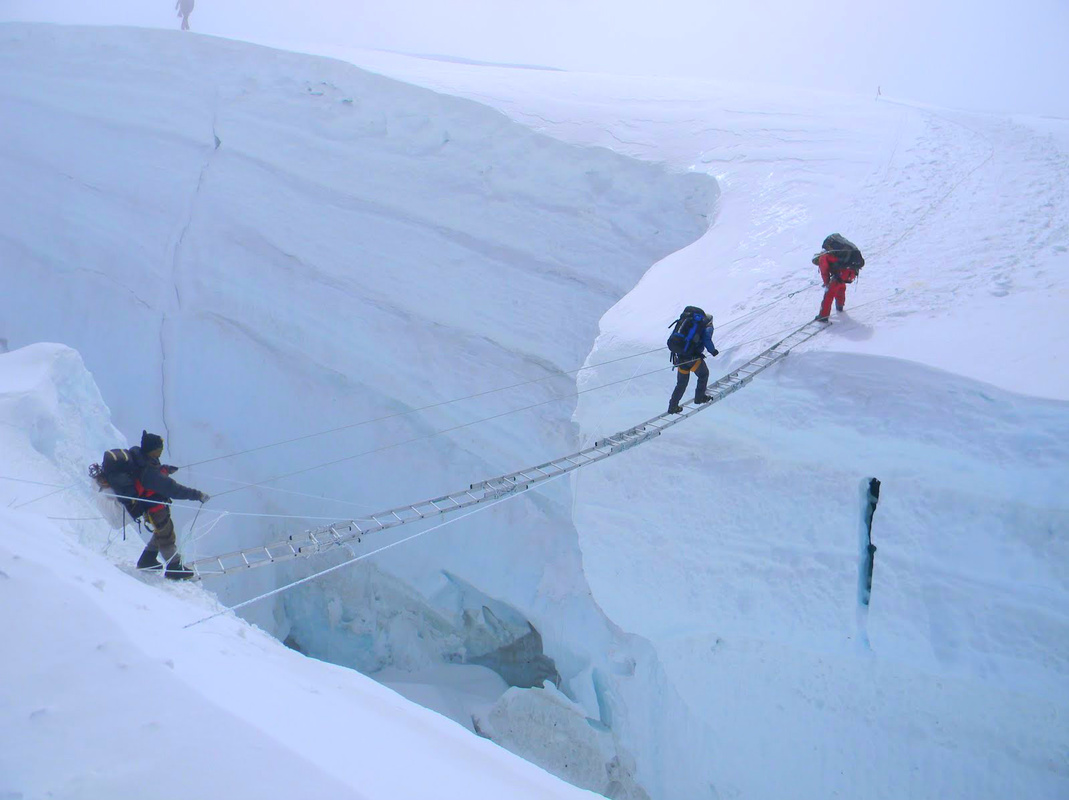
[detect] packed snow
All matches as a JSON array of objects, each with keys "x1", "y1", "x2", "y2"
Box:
[{"x1": 2, "y1": 19, "x2": 1068, "y2": 800}]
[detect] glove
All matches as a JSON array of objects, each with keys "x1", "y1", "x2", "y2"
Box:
[
  {"x1": 163, "y1": 464, "x2": 179, "y2": 475},
  {"x1": 198, "y1": 491, "x2": 210, "y2": 503},
  {"x1": 710, "y1": 348, "x2": 719, "y2": 357}
]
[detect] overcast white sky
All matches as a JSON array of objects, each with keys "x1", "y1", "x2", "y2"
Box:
[{"x1": 2, "y1": 0, "x2": 1067, "y2": 117}]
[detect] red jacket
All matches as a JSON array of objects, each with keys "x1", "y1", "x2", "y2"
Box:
[{"x1": 818, "y1": 252, "x2": 858, "y2": 286}]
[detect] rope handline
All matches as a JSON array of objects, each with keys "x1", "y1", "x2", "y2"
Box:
[
  {"x1": 187, "y1": 316, "x2": 834, "y2": 580},
  {"x1": 175, "y1": 347, "x2": 670, "y2": 470},
  {"x1": 209, "y1": 360, "x2": 682, "y2": 499},
  {"x1": 91, "y1": 490, "x2": 375, "y2": 522},
  {"x1": 8, "y1": 282, "x2": 819, "y2": 511},
  {"x1": 12, "y1": 484, "x2": 71, "y2": 509},
  {"x1": 717, "y1": 280, "x2": 820, "y2": 332},
  {"x1": 576, "y1": 354, "x2": 651, "y2": 452},
  {"x1": 8, "y1": 281, "x2": 822, "y2": 512},
  {"x1": 7, "y1": 473, "x2": 382, "y2": 520},
  {"x1": 718, "y1": 318, "x2": 818, "y2": 354},
  {"x1": 177, "y1": 282, "x2": 819, "y2": 472},
  {"x1": 45, "y1": 301, "x2": 832, "y2": 527},
  {"x1": 194, "y1": 472, "x2": 383, "y2": 513},
  {"x1": 3, "y1": 350, "x2": 653, "y2": 508},
  {"x1": 99, "y1": 307, "x2": 845, "y2": 524},
  {"x1": 184, "y1": 511, "x2": 229, "y2": 549},
  {"x1": 182, "y1": 471, "x2": 565, "y2": 629},
  {"x1": 4, "y1": 330, "x2": 768, "y2": 515},
  {"x1": 0, "y1": 476, "x2": 70, "y2": 488},
  {"x1": 40, "y1": 305, "x2": 879, "y2": 587}
]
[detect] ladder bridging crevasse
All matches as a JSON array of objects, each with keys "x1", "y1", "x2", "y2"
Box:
[{"x1": 188, "y1": 319, "x2": 827, "y2": 579}]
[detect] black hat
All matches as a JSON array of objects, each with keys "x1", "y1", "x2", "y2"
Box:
[{"x1": 141, "y1": 430, "x2": 164, "y2": 453}]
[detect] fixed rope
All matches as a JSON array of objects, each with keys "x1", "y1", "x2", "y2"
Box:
[
  {"x1": 188, "y1": 318, "x2": 827, "y2": 579},
  {"x1": 182, "y1": 471, "x2": 570, "y2": 628},
  {"x1": 8, "y1": 282, "x2": 819, "y2": 511},
  {"x1": 175, "y1": 282, "x2": 817, "y2": 473},
  {"x1": 199, "y1": 287, "x2": 821, "y2": 500}
]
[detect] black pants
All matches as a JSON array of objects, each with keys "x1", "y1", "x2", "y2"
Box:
[{"x1": 670, "y1": 357, "x2": 709, "y2": 408}]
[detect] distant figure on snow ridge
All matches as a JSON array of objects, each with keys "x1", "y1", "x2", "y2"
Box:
[
  {"x1": 665, "y1": 305, "x2": 718, "y2": 414},
  {"x1": 813, "y1": 233, "x2": 865, "y2": 322},
  {"x1": 90, "y1": 430, "x2": 209, "y2": 580},
  {"x1": 176, "y1": 0, "x2": 194, "y2": 31}
]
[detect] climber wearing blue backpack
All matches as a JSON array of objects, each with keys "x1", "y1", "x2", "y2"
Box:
[{"x1": 666, "y1": 305, "x2": 719, "y2": 414}]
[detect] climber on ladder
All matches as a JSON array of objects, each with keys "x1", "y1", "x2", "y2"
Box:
[
  {"x1": 89, "y1": 431, "x2": 210, "y2": 580},
  {"x1": 665, "y1": 306, "x2": 719, "y2": 414}
]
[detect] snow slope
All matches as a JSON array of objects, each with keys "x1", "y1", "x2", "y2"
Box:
[{"x1": 322, "y1": 46, "x2": 1069, "y2": 400}]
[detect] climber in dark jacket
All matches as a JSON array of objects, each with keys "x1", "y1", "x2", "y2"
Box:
[
  {"x1": 131, "y1": 431, "x2": 208, "y2": 579},
  {"x1": 668, "y1": 312, "x2": 719, "y2": 414}
]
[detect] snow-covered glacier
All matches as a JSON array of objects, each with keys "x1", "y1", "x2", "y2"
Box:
[
  {"x1": 1, "y1": 23, "x2": 720, "y2": 800},
  {"x1": 4, "y1": 18, "x2": 1069, "y2": 800},
  {"x1": 343, "y1": 47, "x2": 1069, "y2": 800}
]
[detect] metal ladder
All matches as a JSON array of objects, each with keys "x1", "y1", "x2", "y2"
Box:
[{"x1": 188, "y1": 319, "x2": 827, "y2": 579}]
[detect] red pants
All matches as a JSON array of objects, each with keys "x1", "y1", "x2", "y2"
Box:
[{"x1": 819, "y1": 280, "x2": 847, "y2": 317}]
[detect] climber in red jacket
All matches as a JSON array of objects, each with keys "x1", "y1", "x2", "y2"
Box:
[{"x1": 814, "y1": 233, "x2": 865, "y2": 322}]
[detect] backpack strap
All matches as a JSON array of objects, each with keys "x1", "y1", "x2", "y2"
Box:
[{"x1": 681, "y1": 313, "x2": 703, "y2": 354}]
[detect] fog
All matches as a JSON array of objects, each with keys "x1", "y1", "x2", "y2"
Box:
[{"x1": 3, "y1": 1, "x2": 1067, "y2": 118}]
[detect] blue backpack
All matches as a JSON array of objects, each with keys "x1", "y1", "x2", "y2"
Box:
[{"x1": 667, "y1": 306, "x2": 707, "y2": 362}]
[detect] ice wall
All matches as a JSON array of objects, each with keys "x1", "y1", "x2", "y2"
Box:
[
  {"x1": 0, "y1": 24, "x2": 721, "y2": 800},
  {"x1": 573, "y1": 350, "x2": 1069, "y2": 799},
  {"x1": 0, "y1": 346, "x2": 607, "y2": 800}
]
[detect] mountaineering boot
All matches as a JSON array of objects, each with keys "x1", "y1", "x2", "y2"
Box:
[
  {"x1": 815, "y1": 314, "x2": 830, "y2": 323},
  {"x1": 164, "y1": 557, "x2": 195, "y2": 581},
  {"x1": 694, "y1": 394, "x2": 713, "y2": 405},
  {"x1": 667, "y1": 404, "x2": 684, "y2": 415},
  {"x1": 137, "y1": 547, "x2": 162, "y2": 570},
  {"x1": 836, "y1": 302, "x2": 845, "y2": 312}
]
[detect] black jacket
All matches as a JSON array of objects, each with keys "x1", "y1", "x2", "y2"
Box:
[{"x1": 129, "y1": 446, "x2": 202, "y2": 503}]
